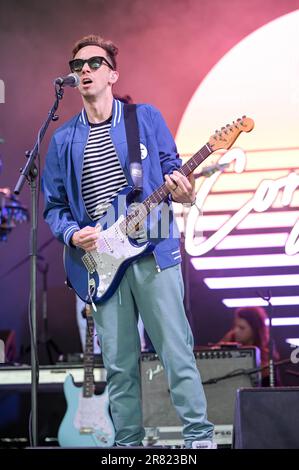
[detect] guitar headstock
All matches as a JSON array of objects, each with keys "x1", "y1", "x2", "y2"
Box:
[
  {"x1": 209, "y1": 116, "x2": 254, "y2": 151},
  {"x1": 81, "y1": 303, "x2": 92, "y2": 319}
]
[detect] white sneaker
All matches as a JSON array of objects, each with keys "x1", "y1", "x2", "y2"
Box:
[{"x1": 192, "y1": 440, "x2": 217, "y2": 449}]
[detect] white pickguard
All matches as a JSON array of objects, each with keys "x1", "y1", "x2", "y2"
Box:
[
  {"x1": 88, "y1": 215, "x2": 147, "y2": 297},
  {"x1": 73, "y1": 393, "x2": 113, "y2": 441}
]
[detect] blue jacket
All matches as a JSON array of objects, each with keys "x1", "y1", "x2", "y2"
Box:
[{"x1": 43, "y1": 98, "x2": 182, "y2": 270}]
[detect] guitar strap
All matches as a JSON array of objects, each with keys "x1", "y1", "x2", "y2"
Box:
[{"x1": 123, "y1": 103, "x2": 143, "y2": 195}]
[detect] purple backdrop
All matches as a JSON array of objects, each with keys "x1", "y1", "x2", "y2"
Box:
[{"x1": 0, "y1": 0, "x2": 298, "y2": 368}]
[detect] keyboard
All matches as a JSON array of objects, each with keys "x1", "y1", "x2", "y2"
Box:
[{"x1": 0, "y1": 364, "x2": 107, "y2": 389}]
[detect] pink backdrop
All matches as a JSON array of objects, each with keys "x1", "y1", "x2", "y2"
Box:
[{"x1": 0, "y1": 0, "x2": 298, "y2": 366}]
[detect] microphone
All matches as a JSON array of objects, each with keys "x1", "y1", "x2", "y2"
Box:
[{"x1": 54, "y1": 73, "x2": 80, "y2": 87}]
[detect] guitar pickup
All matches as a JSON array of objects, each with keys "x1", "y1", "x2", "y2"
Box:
[
  {"x1": 79, "y1": 427, "x2": 94, "y2": 435},
  {"x1": 81, "y1": 253, "x2": 97, "y2": 274}
]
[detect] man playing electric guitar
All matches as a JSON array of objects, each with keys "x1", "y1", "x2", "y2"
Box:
[{"x1": 43, "y1": 34, "x2": 252, "y2": 448}]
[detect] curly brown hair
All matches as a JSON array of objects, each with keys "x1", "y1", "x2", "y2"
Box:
[
  {"x1": 235, "y1": 306, "x2": 269, "y2": 351},
  {"x1": 71, "y1": 34, "x2": 118, "y2": 70}
]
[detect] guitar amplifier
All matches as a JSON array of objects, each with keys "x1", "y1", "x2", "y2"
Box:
[{"x1": 141, "y1": 347, "x2": 260, "y2": 440}]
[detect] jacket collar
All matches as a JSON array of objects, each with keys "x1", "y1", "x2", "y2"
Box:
[{"x1": 78, "y1": 98, "x2": 123, "y2": 128}]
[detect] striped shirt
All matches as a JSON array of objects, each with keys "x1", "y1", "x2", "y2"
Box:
[{"x1": 81, "y1": 117, "x2": 127, "y2": 220}]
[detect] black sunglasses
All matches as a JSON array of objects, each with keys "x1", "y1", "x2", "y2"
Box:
[{"x1": 69, "y1": 56, "x2": 114, "y2": 73}]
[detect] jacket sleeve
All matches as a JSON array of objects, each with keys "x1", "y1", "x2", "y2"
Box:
[
  {"x1": 42, "y1": 135, "x2": 80, "y2": 246},
  {"x1": 150, "y1": 106, "x2": 182, "y2": 176}
]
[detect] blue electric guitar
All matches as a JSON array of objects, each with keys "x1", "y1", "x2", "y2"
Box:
[
  {"x1": 58, "y1": 305, "x2": 115, "y2": 447},
  {"x1": 64, "y1": 117, "x2": 254, "y2": 304}
]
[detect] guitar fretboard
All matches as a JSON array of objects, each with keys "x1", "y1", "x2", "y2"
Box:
[
  {"x1": 120, "y1": 143, "x2": 212, "y2": 235},
  {"x1": 83, "y1": 313, "x2": 95, "y2": 398}
]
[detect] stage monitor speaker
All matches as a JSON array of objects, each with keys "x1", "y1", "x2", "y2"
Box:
[
  {"x1": 233, "y1": 387, "x2": 299, "y2": 449},
  {"x1": 141, "y1": 347, "x2": 260, "y2": 427}
]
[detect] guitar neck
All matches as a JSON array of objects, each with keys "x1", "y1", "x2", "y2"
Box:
[
  {"x1": 83, "y1": 314, "x2": 95, "y2": 398},
  {"x1": 122, "y1": 143, "x2": 213, "y2": 235}
]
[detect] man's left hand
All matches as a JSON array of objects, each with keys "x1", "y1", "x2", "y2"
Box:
[{"x1": 165, "y1": 170, "x2": 196, "y2": 204}]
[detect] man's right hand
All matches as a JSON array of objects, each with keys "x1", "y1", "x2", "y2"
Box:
[{"x1": 71, "y1": 226, "x2": 99, "y2": 251}]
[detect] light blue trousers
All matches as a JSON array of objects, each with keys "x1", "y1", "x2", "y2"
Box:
[{"x1": 93, "y1": 255, "x2": 214, "y2": 447}]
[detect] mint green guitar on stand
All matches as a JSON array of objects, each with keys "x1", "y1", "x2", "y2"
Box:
[{"x1": 58, "y1": 306, "x2": 115, "y2": 447}]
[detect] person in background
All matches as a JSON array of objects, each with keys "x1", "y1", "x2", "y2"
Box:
[{"x1": 218, "y1": 306, "x2": 280, "y2": 386}]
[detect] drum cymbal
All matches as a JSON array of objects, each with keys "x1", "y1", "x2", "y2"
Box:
[
  {"x1": 3, "y1": 203, "x2": 28, "y2": 212},
  {"x1": 0, "y1": 188, "x2": 29, "y2": 240}
]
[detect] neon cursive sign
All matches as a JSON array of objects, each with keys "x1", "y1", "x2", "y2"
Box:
[{"x1": 184, "y1": 148, "x2": 299, "y2": 256}]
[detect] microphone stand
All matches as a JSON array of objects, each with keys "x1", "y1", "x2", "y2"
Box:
[
  {"x1": 0, "y1": 236, "x2": 55, "y2": 279},
  {"x1": 257, "y1": 290, "x2": 275, "y2": 387},
  {"x1": 202, "y1": 356, "x2": 290, "y2": 386},
  {"x1": 181, "y1": 205, "x2": 194, "y2": 331},
  {"x1": 13, "y1": 83, "x2": 65, "y2": 447},
  {"x1": 180, "y1": 163, "x2": 228, "y2": 336}
]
